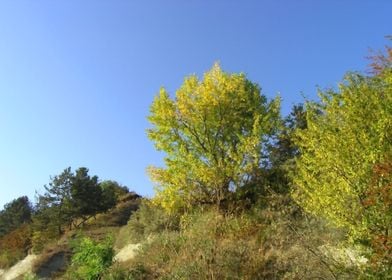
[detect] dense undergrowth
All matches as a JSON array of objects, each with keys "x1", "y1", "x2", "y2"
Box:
[{"x1": 110, "y1": 195, "x2": 361, "y2": 280}]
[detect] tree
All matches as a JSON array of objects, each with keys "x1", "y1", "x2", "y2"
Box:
[
  {"x1": 71, "y1": 167, "x2": 103, "y2": 225},
  {"x1": 269, "y1": 104, "x2": 307, "y2": 168},
  {"x1": 99, "y1": 180, "x2": 128, "y2": 209},
  {"x1": 368, "y1": 36, "x2": 392, "y2": 75},
  {"x1": 33, "y1": 167, "x2": 119, "y2": 241},
  {"x1": 0, "y1": 196, "x2": 32, "y2": 237},
  {"x1": 291, "y1": 70, "x2": 392, "y2": 245},
  {"x1": 362, "y1": 159, "x2": 392, "y2": 274},
  {"x1": 35, "y1": 167, "x2": 74, "y2": 234},
  {"x1": 32, "y1": 167, "x2": 76, "y2": 251},
  {"x1": 264, "y1": 104, "x2": 308, "y2": 194},
  {"x1": 148, "y1": 64, "x2": 280, "y2": 212}
]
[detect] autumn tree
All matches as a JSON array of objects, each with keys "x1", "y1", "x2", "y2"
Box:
[
  {"x1": 363, "y1": 160, "x2": 392, "y2": 273},
  {"x1": 0, "y1": 224, "x2": 31, "y2": 268},
  {"x1": 291, "y1": 69, "x2": 392, "y2": 246},
  {"x1": 368, "y1": 36, "x2": 392, "y2": 75},
  {"x1": 148, "y1": 64, "x2": 280, "y2": 212}
]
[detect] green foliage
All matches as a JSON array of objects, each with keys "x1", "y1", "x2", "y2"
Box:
[
  {"x1": 292, "y1": 71, "x2": 392, "y2": 241},
  {"x1": 99, "y1": 181, "x2": 126, "y2": 212},
  {"x1": 34, "y1": 167, "x2": 76, "y2": 237},
  {"x1": 71, "y1": 167, "x2": 104, "y2": 223},
  {"x1": 0, "y1": 196, "x2": 32, "y2": 237},
  {"x1": 32, "y1": 167, "x2": 122, "y2": 252},
  {"x1": 148, "y1": 63, "x2": 281, "y2": 212},
  {"x1": 32, "y1": 167, "x2": 75, "y2": 251},
  {"x1": 67, "y1": 236, "x2": 114, "y2": 280},
  {"x1": 269, "y1": 104, "x2": 307, "y2": 169},
  {"x1": 31, "y1": 207, "x2": 62, "y2": 253},
  {"x1": 291, "y1": 68, "x2": 392, "y2": 278},
  {"x1": 266, "y1": 104, "x2": 308, "y2": 192},
  {"x1": 4, "y1": 43, "x2": 391, "y2": 279},
  {"x1": 100, "y1": 180, "x2": 129, "y2": 200}
]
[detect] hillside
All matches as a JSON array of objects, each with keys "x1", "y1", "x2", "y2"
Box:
[
  {"x1": 0, "y1": 48, "x2": 391, "y2": 279},
  {"x1": 0, "y1": 191, "x2": 141, "y2": 280}
]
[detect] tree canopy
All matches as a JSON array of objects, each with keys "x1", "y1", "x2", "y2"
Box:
[
  {"x1": 0, "y1": 196, "x2": 32, "y2": 237},
  {"x1": 291, "y1": 70, "x2": 392, "y2": 244},
  {"x1": 33, "y1": 167, "x2": 119, "y2": 235},
  {"x1": 148, "y1": 64, "x2": 280, "y2": 211}
]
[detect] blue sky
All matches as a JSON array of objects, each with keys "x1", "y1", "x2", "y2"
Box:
[{"x1": 0, "y1": 1, "x2": 391, "y2": 209}]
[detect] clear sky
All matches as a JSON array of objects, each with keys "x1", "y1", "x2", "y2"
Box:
[{"x1": 0, "y1": 1, "x2": 391, "y2": 209}]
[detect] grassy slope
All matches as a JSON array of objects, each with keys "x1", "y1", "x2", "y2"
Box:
[{"x1": 30, "y1": 193, "x2": 141, "y2": 279}]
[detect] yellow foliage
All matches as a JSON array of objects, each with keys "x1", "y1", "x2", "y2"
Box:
[
  {"x1": 292, "y1": 71, "x2": 392, "y2": 240},
  {"x1": 148, "y1": 64, "x2": 280, "y2": 212}
]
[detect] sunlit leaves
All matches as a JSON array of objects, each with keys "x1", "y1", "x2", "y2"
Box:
[
  {"x1": 147, "y1": 64, "x2": 280, "y2": 212},
  {"x1": 292, "y1": 71, "x2": 392, "y2": 242}
]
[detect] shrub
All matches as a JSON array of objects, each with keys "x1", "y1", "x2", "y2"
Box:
[
  {"x1": 0, "y1": 224, "x2": 31, "y2": 268},
  {"x1": 66, "y1": 236, "x2": 114, "y2": 280},
  {"x1": 126, "y1": 208, "x2": 267, "y2": 279},
  {"x1": 124, "y1": 195, "x2": 359, "y2": 279},
  {"x1": 115, "y1": 199, "x2": 179, "y2": 249},
  {"x1": 0, "y1": 250, "x2": 25, "y2": 269}
]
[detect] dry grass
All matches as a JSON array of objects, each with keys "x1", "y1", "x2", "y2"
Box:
[{"x1": 28, "y1": 194, "x2": 141, "y2": 279}]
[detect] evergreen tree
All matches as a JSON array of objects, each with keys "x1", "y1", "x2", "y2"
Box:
[{"x1": 0, "y1": 196, "x2": 32, "y2": 237}]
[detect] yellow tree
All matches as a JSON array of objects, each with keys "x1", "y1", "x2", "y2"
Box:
[
  {"x1": 148, "y1": 64, "x2": 280, "y2": 212},
  {"x1": 291, "y1": 69, "x2": 392, "y2": 247}
]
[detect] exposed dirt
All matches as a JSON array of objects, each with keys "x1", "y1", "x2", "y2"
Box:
[
  {"x1": 0, "y1": 243, "x2": 141, "y2": 280},
  {"x1": 114, "y1": 243, "x2": 141, "y2": 263},
  {"x1": 35, "y1": 251, "x2": 69, "y2": 279},
  {"x1": 0, "y1": 255, "x2": 37, "y2": 280}
]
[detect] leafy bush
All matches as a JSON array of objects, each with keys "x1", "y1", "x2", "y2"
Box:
[{"x1": 66, "y1": 236, "x2": 114, "y2": 280}]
